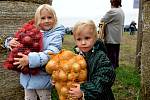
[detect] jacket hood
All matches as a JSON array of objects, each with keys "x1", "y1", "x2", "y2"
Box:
[{"x1": 93, "y1": 39, "x2": 107, "y2": 53}]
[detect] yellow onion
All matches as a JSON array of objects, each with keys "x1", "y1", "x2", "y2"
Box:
[
  {"x1": 59, "y1": 95, "x2": 67, "y2": 100},
  {"x1": 78, "y1": 60, "x2": 87, "y2": 69},
  {"x1": 45, "y1": 59, "x2": 59, "y2": 74},
  {"x1": 52, "y1": 71, "x2": 59, "y2": 81},
  {"x1": 71, "y1": 63, "x2": 81, "y2": 73},
  {"x1": 59, "y1": 70, "x2": 67, "y2": 81},
  {"x1": 59, "y1": 50, "x2": 75, "y2": 60},
  {"x1": 78, "y1": 70, "x2": 87, "y2": 82},
  {"x1": 60, "y1": 86, "x2": 68, "y2": 96},
  {"x1": 60, "y1": 60, "x2": 71, "y2": 72}
]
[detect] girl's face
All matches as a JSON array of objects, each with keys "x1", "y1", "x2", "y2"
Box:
[
  {"x1": 39, "y1": 9, "x2": 55, "y2": 31},
  {"x1": 74, "y1": 26, "x2": 96, "y2": 53}
]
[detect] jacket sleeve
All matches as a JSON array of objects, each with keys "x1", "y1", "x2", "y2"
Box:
[
  {"x1": 28, "y1": 26, "x2": 65, "y2": 68},
  {"x1": 101, "y1": 9, "x2": 118, "y2": 24},
  {"x1": 2, "y1": 33, "x2": 13, "y2": 49},
  {"x1": 80, "y1": 52, "x2": 116, "y2": 99},
  {"x1": 55, "y1": 25, "x2": 66, "y2": 39}
]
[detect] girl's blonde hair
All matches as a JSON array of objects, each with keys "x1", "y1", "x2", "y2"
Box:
[
  {"x1": 34, "y1": 4, "x2": 57, "y2": 28},
  {"x1": 73, "y1": 20, "x2": 97, "y2": 39}
]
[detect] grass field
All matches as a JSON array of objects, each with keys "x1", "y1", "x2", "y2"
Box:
[{"x1": 58, "y1": 33, "x2": 141, "y2": 100}]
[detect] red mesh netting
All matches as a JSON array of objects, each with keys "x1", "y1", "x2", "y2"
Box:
[{"x1": 3, "y1": 19, "x2": 43, "y2": 75}]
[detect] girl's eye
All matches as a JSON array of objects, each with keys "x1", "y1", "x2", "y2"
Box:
[
  {"x1": 41, "y1": 16, "x2": 52, "y2": 20},
  {"x1": 48, "y1": 16, "x2": 52, "y2": 19},
  {"x1": 41, "y1": 17, "x2": 45, "y2": 20}
]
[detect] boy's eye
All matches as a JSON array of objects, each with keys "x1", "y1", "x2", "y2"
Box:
[
  {"x1": 85, "y1": 37, "x2": 90, "y2": 40},
  {"x1": 76, "y1": 38, "x2": 81, "y2": 41}
]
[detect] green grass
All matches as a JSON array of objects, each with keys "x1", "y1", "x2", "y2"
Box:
[
  {"x1": 114, "y1": 32, "x2": 140, "y2": 100},
  {"x1": 113, "y1": 64, "x2": 140, "y2": 100},
  {"x1": 117, "y1": 65, "x2": 140, "y2": 88},
  {"x1": 62, "y1": 34, "x2": 75, "y2": 51}
]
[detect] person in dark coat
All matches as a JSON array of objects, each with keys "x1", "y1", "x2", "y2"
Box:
[
  {"x1": 68, "y1": 20, "x2": 116, "y2": 100},
  {"x1": 129, "y1": 21, "x2": 137, "y2": 35}
]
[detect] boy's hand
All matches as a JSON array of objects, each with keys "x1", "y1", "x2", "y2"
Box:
[
  {"x1": 51, "y1": 80, "x2": 56, "y2": 86},
  {"x1": 69, "y1": 83, "x2": 83, "y2": 99},
  {"x1": 13, "y1": 53, "x2": 29, "y2": 69}
]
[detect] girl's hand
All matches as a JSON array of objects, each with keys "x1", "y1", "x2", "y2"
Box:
[
  {"x1": 13, "y1": 53, "x2": 29, "y2": 69},
  {"x1": 69, "y1": 83, "x2": 83, "y2": 99},
  {"x1": 9, "y1": 38, "x2": 20, "y2": 49}
]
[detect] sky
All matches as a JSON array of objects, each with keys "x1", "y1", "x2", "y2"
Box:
[{"x1": 52, "y1": 0, "x2": 139, "y2": 27}]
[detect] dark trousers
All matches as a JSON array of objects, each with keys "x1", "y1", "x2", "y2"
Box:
[{"x1": 105, "y1": 43, "x2": 120, "y2": 69}]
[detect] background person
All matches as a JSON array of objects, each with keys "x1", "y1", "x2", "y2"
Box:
[
  {"x1": 129, "y1": 21, "x2": 137, "y2": 35},
  {"x1": 100, "y1": 0, "x2": 125, "y2": 69}
]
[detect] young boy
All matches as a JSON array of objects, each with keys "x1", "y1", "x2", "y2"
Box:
[{"x1": 69, "y1": 20, "x2": 116, "y2": 100}]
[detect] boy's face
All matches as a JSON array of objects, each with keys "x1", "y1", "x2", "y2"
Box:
[
  {"x1": 39, "y1": 9, "x2": 55, "y2": 31},
  {"x1": 74, "y1": 26, "x2": 96, "y2": 53}
]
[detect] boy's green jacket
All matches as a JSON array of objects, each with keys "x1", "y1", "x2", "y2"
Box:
[{"x1": 75, "y1": 40, "x2": 116, "y2": 100}]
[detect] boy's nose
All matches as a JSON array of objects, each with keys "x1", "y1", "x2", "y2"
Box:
[{"x1": 81, "y1": 40, "x2": 86, "y2": 45}]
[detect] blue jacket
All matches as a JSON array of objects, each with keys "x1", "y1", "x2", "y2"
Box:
[{"x1": 19, "y1": 24, "x2": 65, "y2": 89}]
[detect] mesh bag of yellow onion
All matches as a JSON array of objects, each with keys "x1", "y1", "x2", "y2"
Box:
[{"x1": 46, "y1": 49, "x2": 87, "y2": 100}]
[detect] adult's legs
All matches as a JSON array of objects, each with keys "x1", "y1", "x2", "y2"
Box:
[{"x1": 105, "y1": 43, "x2": 120, "y2": 69}]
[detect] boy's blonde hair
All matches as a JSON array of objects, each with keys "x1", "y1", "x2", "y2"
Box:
[
  {"x1": 73, "y1": 20, "x2": 97, "y2": 39},
  {"x1": 35, "y1": 4, "x2": 57, "y2": 28}
]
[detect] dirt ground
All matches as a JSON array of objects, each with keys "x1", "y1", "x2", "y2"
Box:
[{"x1": 0, "y1": 50, "x2": 24, "y2": 100}]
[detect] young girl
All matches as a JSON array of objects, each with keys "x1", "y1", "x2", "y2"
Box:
[
  {"x1": 5, "y1": 4, "x2": 65, "y2": 100},
  {"x1": 68, "y1": 20, "x2": 116, "y2": 100}
]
